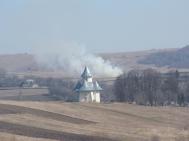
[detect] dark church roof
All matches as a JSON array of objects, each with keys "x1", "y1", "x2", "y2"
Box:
[
  {"x1": 74, "y1": 80, "x2": 103, "y2": 92},
  {"x1": 74, "y1": 67, "x2": 103, "y2": 92}
]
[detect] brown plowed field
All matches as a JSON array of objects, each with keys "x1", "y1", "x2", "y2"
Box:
[
  {"x1": 0, "y1": 101, "x2": 188, "y2": 141},
  {"x1": 0, "y1": 104, "x2": 95, "y2": 124},
  {"x1": 0, "y1": 121, "x2": 114, "y2": 141}
]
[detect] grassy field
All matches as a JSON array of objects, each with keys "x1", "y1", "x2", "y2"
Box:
[{"x1": 0, "y1": 100, "x2": 188, "y2": 141}]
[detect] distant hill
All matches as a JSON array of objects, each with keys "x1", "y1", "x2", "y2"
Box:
[
  {"x1": 0, "y1": 54, "x2": 38, "y2": 72},
  {"x1": 0, "y1": 51, "x2": 156, "y2": 73},
  {"x1": 100, "y1": 49, "x2": 160, "y2": 71},
  {"x1": 0, "y1": 46, "x2": 188, "y2": 78},
  {"x1": 138, "y1": 45, "x2": 189, "y2": 68}
]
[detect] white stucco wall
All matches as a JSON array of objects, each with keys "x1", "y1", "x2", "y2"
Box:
[
  {"x1": 79, "y1": 92, "x2": 92, "y2": 102},
  {"x1": 94, "y1": 92, "x2": 100, "y2": 103},
  {"x1": 79, "y1": 92, "x2": 100, "y2": 103}
]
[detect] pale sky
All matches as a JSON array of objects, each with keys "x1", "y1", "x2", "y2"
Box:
[{"x1": 0, "y1": 0, "x2": 189, "y2": 54}]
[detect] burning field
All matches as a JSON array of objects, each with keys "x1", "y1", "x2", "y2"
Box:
[{"x1": 0, "y1": 100, "x2": 188, "y2": 141}]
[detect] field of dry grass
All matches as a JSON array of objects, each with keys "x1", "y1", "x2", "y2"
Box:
[
  {"x1": 0, "y1": 100, "x2": 188, "y2": 141},
  {"x1": 0, "y1": 88, "x2": 50, "y2": 101}
]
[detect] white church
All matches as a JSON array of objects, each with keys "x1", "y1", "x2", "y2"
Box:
[{"x1": 74, "y1": 66, "x2": 103, "y2": 103}]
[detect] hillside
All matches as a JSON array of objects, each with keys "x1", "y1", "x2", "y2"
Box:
[
  {"x1": 0, "y1": 101, "x2": 188, "y2": 141},
  {"x1": 139, "y1": 45, "x2": 189, "y2": 68},
  {"x1": 100, "y1": 49, "x2": 170, "y2": 72},
  {"x1": 0, "y1": 47, "x2": 187, "y2": 78},
  {"x1": 0, "y1": 51, "x2": 156, "y2": 73},
  {"x1": 0, "y1": 54, "x2": 38, "y2": 72}
]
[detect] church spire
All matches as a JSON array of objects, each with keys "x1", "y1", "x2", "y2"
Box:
[{"x1": 81, "y1": 66, "x2": 92, "y2": 79}]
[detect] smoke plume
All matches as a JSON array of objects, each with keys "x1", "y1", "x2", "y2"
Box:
[{"x1": 32, "y1": 42, "x2": 122, "y2": 77}]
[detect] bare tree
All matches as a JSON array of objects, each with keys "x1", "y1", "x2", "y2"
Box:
[
  {"x1": 114, "y1": 69, "x2": 161, "y2": 105},
  {"x1": 125, "y1": 70, "x2": 141, "y2": 103},
  {"x1": 113, "y1": 69, "x2": 189, "y2": 107},
  {"x1": 141, "y1": 69, "x2": 161, "y2": 106},
  {"x1": 114, "y1": 73, "x2": 127, "y2": 102},
  {"x1": 48, "y1": 79, "x2": 76, "y2": 101},
  {"x1": 161, "y1": 71, "x2": 179, "y2": 105}
]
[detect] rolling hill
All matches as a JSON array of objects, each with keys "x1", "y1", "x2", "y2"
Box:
[
  {"x1": 138, "y1": 45, "x2": 189, "y2": 68},
  {"x1": 0, "y1": 46, "x2": 189, "y2": 78},
  {"x1": 0, "y1": 101, "x2": 188, "y2": 141}
]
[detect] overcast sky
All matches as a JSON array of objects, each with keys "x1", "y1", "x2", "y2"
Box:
[{"x1": 0, "y1": 0, "x2": 189, "y2": 54}]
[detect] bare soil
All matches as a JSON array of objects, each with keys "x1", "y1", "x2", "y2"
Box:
[
  {"x1": 0, "y1": 101, "x2": 188, "y2": 141},
  {"x1": 0, "y1": 103, "x2": 95, "y2": 124},
  {"x1": 0, "y1": 121, "x2": 114, "y2": 141}
]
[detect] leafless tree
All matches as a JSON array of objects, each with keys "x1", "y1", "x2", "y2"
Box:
[
  {"x1": 161, "y1": 71, "x2": 179, "y2": 105},
  {"x1": 114, "y1": 73, "x2": 127, "y2": 102},
  {"x1": 141, "y1": 69, "x2": 161, "y2": 106}
]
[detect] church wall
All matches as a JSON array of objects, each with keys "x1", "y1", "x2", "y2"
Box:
[
  {"x1": 94, "y1": 92, "x2": 100, "y2": 103},
  {"x1": 79, "y1": 92, "x2": 93, "y2": 102},
  {"x1": 79, "y1": 91, "x2": 101, "y2": 102}
]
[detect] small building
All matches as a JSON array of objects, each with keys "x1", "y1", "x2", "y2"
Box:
[
  {"x1": 74, "y1": 66, "x2": 103, "y2": 103},
  {"x1": 22, "y1": 79, "x2": 39, "y2": 88}
]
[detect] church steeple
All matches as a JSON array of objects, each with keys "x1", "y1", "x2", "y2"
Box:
[{"x1": 81, "y1": 66, "x2": 92, "y2": 80}]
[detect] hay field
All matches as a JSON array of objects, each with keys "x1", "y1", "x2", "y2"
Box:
[{"x1": 0, "y1": 100, "x2": 188, "y2": 141}]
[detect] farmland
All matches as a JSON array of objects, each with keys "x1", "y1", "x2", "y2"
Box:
[{"x1": 0, "y1": 89, "x2": 188, "y2": 141}]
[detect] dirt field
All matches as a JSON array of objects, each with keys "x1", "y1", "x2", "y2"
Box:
[
  {"x1": 0, "y1": 88, "x2": 53, "y2": 101},
  {"x1": 0, "y1": 101, "x2": 188, "y2": 141}
]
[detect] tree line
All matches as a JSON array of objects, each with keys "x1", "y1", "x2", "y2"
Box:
[
  {"x1": 1, "y1": 66, "x2": 189, "y2": 106},
  {"x1": 114, "y1": 69, "x2": 189, "y2": 106}
]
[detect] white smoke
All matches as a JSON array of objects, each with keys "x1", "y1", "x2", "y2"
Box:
[{"x1": 32, "y1": 42, "x2": 122, "y2": 77}]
